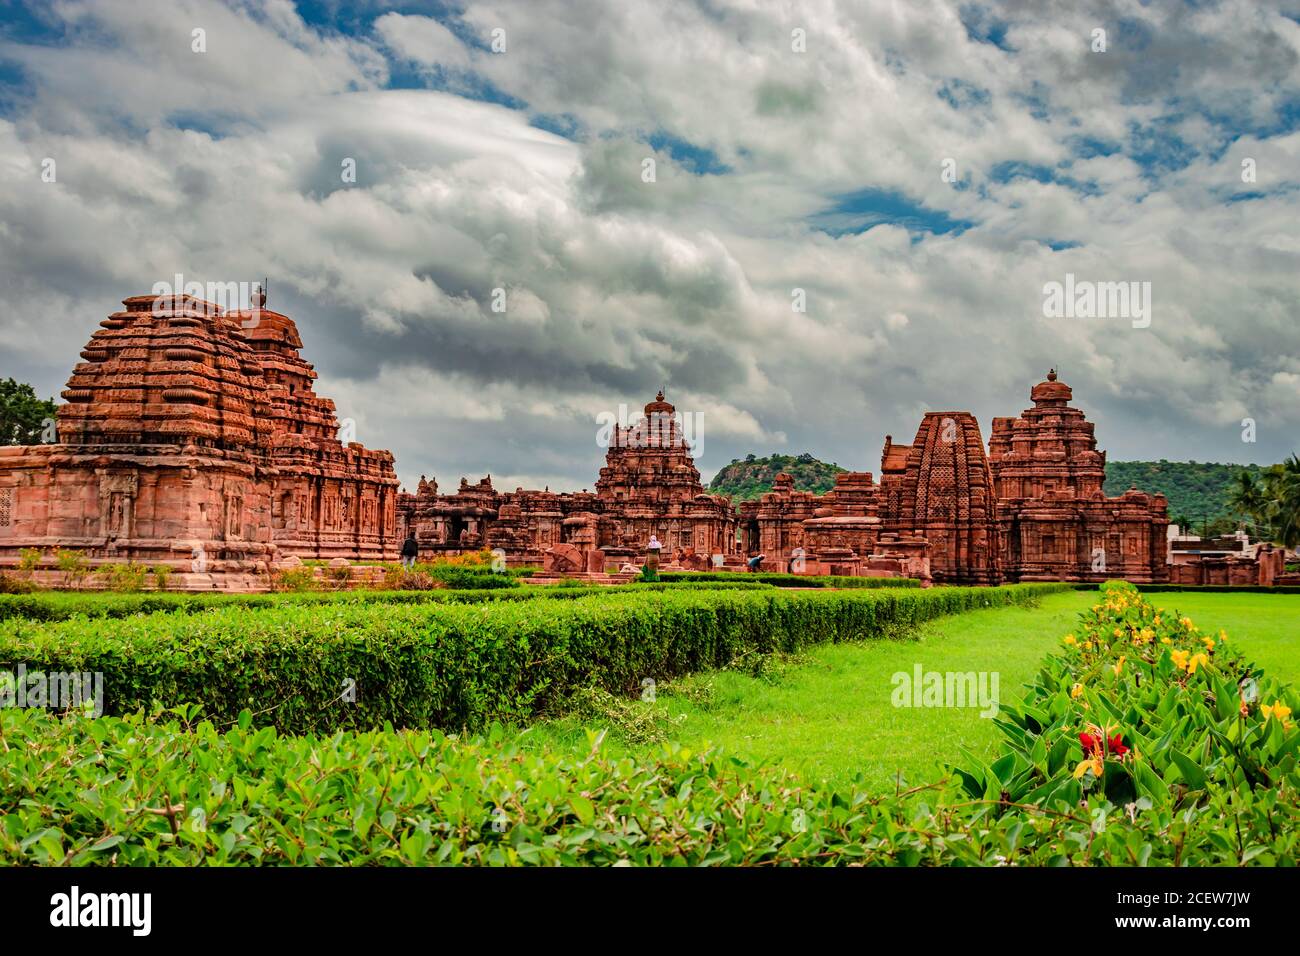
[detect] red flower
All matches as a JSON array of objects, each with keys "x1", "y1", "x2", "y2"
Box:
[{"x1": 1079, "y1": 731, "x2": 1128, "y2": 756}]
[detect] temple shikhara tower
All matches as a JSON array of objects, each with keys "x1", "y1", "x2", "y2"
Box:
[
  {"x1": 398, "y1": 392, "x2": 736, "y2": 570},
  {"x1": 0, "y1": 290, "x2": 399, "y2": 585}
]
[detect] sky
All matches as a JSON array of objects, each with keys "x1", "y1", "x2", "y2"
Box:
[{"x1": 1, "y1": 0, "x2": 1297, "y2": 492}]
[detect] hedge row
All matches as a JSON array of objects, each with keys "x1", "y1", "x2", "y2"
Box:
[
  {"x1": 0, "y1": 579, "x2": 775, "y2": 623},
  {"x1": 3, "y1": 582, "x2": 1294, "y2": 866},
  {"x1": 0, "y1": 583, "x2": 1067, "y2": 734},
  {"x1": 655, "y1": 571, "x2": 921, "y2": 588}
]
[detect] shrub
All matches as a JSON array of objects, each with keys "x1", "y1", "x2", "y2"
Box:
[
  {"x1": 423, "y1": 565, "x2": 518, "y2": 589},
  {"x1": 656, "y1": 571, "x2": 920, "y2": 589},
  {"x1": 17, "y1": 548, "x2": 42, "y2": 575},
  {"x1": 152, "y1": 565, "x2": 172, "y2": 591},
  {"x1": 0, "y1": 579, "x2": 775, "y2": 624},
  {"x1": 0, "y1": 573, "x2": 38, "y2": 595},
  {"x1": 0, "y1": 584, "x2": 1067, "y2": 735},
  {"x1": 96, "y1": 561, "x2": 149, "y2": 593},
  {"x1": 947, "y1": 581, "x2": 1300, "y2": 865},
  {"x1": 272, "y1": 567, "x2": 318, "y2": 592},
  {"x1": 55, "y1": 549, "x2": 88, "y2": 588}
]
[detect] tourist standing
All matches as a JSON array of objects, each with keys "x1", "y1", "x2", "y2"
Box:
[{"x1": 401, "y1": 533, "x2": 419, "y2": 570}]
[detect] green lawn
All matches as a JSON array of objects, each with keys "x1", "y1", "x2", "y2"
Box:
[{"x1": 524, "y1": 589, "x2": 1300, "y2": 793}]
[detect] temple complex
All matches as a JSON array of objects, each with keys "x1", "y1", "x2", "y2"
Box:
[
  {"x1": 397, "y1": 392, "x2": 737, "y2": 570},
  {"x1": 1, "y1": 291, "x2": 1174, "y2": 590},
  {"x1": 0, "y1": 290, "x2": 400, "y2": 585},
  {"x1": 739, "y1": 371, "x2": 1170, "y2": 584}
]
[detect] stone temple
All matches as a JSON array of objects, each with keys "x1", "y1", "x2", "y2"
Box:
[
  {"x1": 0, "y1": 291, "x2": 399, "y2": 586},
  {"x1": 739, "y1": 371, "x2": 1170, "y2": 584},
  {"x1": 0, "y1": 289, "x2": 1170, "y2": 588},
  {"x1": 398, "y1": 391, "x2": 737, "y2": 571}
]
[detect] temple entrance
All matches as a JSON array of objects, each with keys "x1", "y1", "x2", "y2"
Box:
[{"x1": 447, "y1": 515, "x2": 466, "y2": 544}]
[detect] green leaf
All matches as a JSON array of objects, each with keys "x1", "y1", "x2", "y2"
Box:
[{"x1": 1169, "y1": 748, "x2": 1208, "y2": 790}]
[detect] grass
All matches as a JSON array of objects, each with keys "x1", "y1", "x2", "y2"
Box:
[{"x1": 523, "y1": 589, "x2": 1300, "y2": 793}]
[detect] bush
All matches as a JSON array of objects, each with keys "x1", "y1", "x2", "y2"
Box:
[
  {"x1": 0, "y1": 584, "x2": 1067, "y2": 735},
  {"x1": 272, "y1": 567, "x2": 318, "y2": 592},
  {"x1": 95, "y1": 561, "x2": 149, "y2": 593},
  {"x1": 0, "y1": 579, "x2": 775, "y2": 624},
  {"x1": 656, "y1": 571, "x2": 920, "y2": 589},
  {"x1": 17, "y1": 548, "x2": 42, "y2": 575},
  {"x1": 55, "y1": 549, "x2": 88, "y2": 588},
  {"x1": 423, "y1": 565, "x2": 518, "y2": 590},
  {"x1": 947, "y1": 581, "x2": 1300, "y2": 865},
  {"x1": 0, "y1": 573, "x2": 38, "y2": 595}
]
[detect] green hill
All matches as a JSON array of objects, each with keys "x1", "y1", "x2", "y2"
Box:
[
  {"x1": 709, "y1": 453, "x2": 847, "y2": 501},
  {"x1": 711, "y1": 453, "x2": 1267, "y2": 527},
  {"x1": 1103, "y1": 460, "x2": 1267, "y2": 531}
]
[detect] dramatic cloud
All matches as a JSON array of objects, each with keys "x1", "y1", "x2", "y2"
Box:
[{"x1": 1, "y1": 0, "x2": 1297, "y2": 491}]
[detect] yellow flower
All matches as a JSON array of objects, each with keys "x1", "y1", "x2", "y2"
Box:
[
  {"x1": 1160, "y1": 637, "x2": 1172, "y2": 646},
  {"x1": 1083, "y1": 641, "x2": 1094, "y2": 651},
  {"x1": 1113, "y1": 627, "x2": 1123, "y2": 638},
  {"x1": 1073, "y1": 754, "x2": 1104, "y2": 779},
  {"x1": 1187, "y1": 652, "x2": 1209, "y2": 674},
  {"x1": 1153, "y1": 615, "x2": 1161, "y2": 626},
  {"x1": 1219, "y1": 629, "x2": 1228, "y2": 643},
  {"x1": 1062, "y1": 634, "x2": 1077, "y2": 646},
  {"x1": 1170, "y1": 649, "x2": 1190, "y2": 671},
  {"x1": 1181, "y1": 616, "x2": 1196, "y2": 631},
  {"x1": 1202, "y1": 636, "x2": 1215, "y2": 651},
  {"x1": 1112, "y1": 656, "x2": 1126, "y2": 677},
  {"x1": 1071, "y1": 683, "x2": 1085, "y2": 699},
  {"x1": 1261, "y1": 701, "x2": 1293, "y2": 723}
]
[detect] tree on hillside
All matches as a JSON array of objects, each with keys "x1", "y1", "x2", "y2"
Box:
[{"x1": 0, "y1": 378, "x2": 57, "y2": 445}]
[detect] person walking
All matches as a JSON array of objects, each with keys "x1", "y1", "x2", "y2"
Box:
[{"x1": 401, "y1": 533, "x2": 419, "y2": 570}]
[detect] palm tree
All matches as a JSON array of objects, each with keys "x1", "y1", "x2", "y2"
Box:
[
  {"x1": 1232, "y1": 457, "x2": 1300, "y2": 550},
  {"x1": 1269, "y1": 455, "x2": 1300, "y2": 549},
  {"x1": 1226, "y1": 469, "x2": 1268, "y2": 538}
]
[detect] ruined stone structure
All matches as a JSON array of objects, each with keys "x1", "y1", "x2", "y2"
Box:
[
  {"x1": 399, "y1": 392, "x2": 736, "y2": 568},
  {"x1": 0, "y1": 291, "x2": 400, "y2": 585},
  {"x1": 742, "y1": 372, "x2": 1169, "y2": 584}
]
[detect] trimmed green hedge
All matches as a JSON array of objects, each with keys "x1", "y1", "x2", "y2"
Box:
[
  {"x1": 0, "y1": 584, "x2": 1066, "y2": 734},
  {"x1": 656, "y1": 571, "x2": 921, "y2": 588},
  {"x1": 0, "y1": 579, "x2": 775, "y2": 623}
]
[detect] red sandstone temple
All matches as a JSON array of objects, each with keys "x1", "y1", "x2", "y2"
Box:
[
  {"x1": 0, "y1": 290, "x2": 399, "y2": 585},
  {"x1": 398, "y1": 372, "x2": 1169, "y2": 585},
  {"x1": 738, "y1": 371, "x2": 1169, "y2": 584},
  {"x1": 398, "y1": 391, "x2": 737, "y2": 571},
  {"x1": 0, "y1": 289, "x2": 1172, "y2": 589}
]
